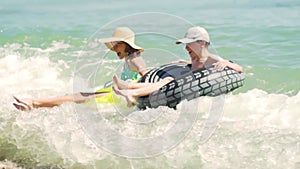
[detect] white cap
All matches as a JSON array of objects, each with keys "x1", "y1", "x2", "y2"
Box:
[{"x1": 176, "y1": 26, "x2": 210, "y2": 44}]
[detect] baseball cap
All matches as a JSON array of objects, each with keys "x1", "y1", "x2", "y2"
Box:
[{"x1": 176, "y1": 26, "x2": 210, "y2": 44}]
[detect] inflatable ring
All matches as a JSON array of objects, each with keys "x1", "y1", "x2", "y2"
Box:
[{"x1": 137, "y1": 63, "x2": 245, "y2": 109}]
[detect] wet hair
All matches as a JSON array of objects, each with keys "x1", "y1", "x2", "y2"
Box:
[
  {"x1": 112, "y1": 41, "x2": 140, "y2": 56},
  {"x1": 124, "y1": 42, "x2": 140, "y2": 55}
]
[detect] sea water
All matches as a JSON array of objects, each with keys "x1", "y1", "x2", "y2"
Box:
[{"x1": 1, "y1": 0, "x2": 300, "y2": 168}]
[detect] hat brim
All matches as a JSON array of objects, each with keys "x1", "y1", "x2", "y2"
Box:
[
  {"x1": 175, "y1": 38, "x2": 198, "y2": 44},
  {"x1": 99, "y1": 37, "x2": 144, "y2": 52}
]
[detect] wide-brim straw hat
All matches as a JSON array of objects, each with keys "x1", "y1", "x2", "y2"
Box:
[{"x1": 99, "y1": 27, "x2": 144, "y2": 52}]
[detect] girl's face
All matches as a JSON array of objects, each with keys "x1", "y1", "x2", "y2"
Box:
[{"x1": 112, "y1": 41, "x2": 128, "y2": 59}]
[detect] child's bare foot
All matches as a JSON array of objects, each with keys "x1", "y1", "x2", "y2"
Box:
[
  {"x1": 112, "y1": 86, "x2": 136, "y2": 107},
  {"x1": 125, "y1": 95, "x2": 136, "y2": 107},
  {"x1": 113, "y1": 74, "x2": 130, "y2": 89},
  {"x1": 13, "y1": 96, "x2": 34, "y2": 111}
]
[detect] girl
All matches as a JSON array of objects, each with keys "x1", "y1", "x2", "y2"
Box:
[{"x1": 13, "y1": 27, "x2": 148, "y2": 110}]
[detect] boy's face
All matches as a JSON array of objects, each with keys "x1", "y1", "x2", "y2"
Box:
[{"x1": 185, "y1": 41, "x2": 201, "y2": 59}]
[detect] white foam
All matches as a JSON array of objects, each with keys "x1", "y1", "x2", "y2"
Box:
[
  {"x1": 25, "y1": 41, "x2": 71, "y2": 53},
  {"x1": 0, "y1": 45, "x2": 71, "y2": 96},
  {"x1": 221, "y1": 89, "x2": 300, "y2": 128},
  {"x1": 2, "y1": 88, "x2": 300, "y2": 168}
]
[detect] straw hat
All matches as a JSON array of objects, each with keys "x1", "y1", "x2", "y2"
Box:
[
  {"x1": 176, "y1": 26, "x2": 210, "y2": 44},
  {"x1": 99, "y1": 27, "x2": 144, "y2": 52}
]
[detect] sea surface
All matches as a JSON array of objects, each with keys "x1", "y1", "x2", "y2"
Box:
[{"x1": 1, "y1": 0, "x2": 300, "y2": 168}]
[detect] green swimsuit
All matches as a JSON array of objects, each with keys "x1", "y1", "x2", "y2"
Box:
[
  {"x1": 94, "y1": 62, "x2": 140, "y2": 104},
  {"x1": 121, "y1": 63, "x2": 140, "y2": 81}
]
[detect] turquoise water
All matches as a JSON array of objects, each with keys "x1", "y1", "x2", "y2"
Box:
[{"x1": 1, "y1": 0, "x2": 300, "y2": 168}]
